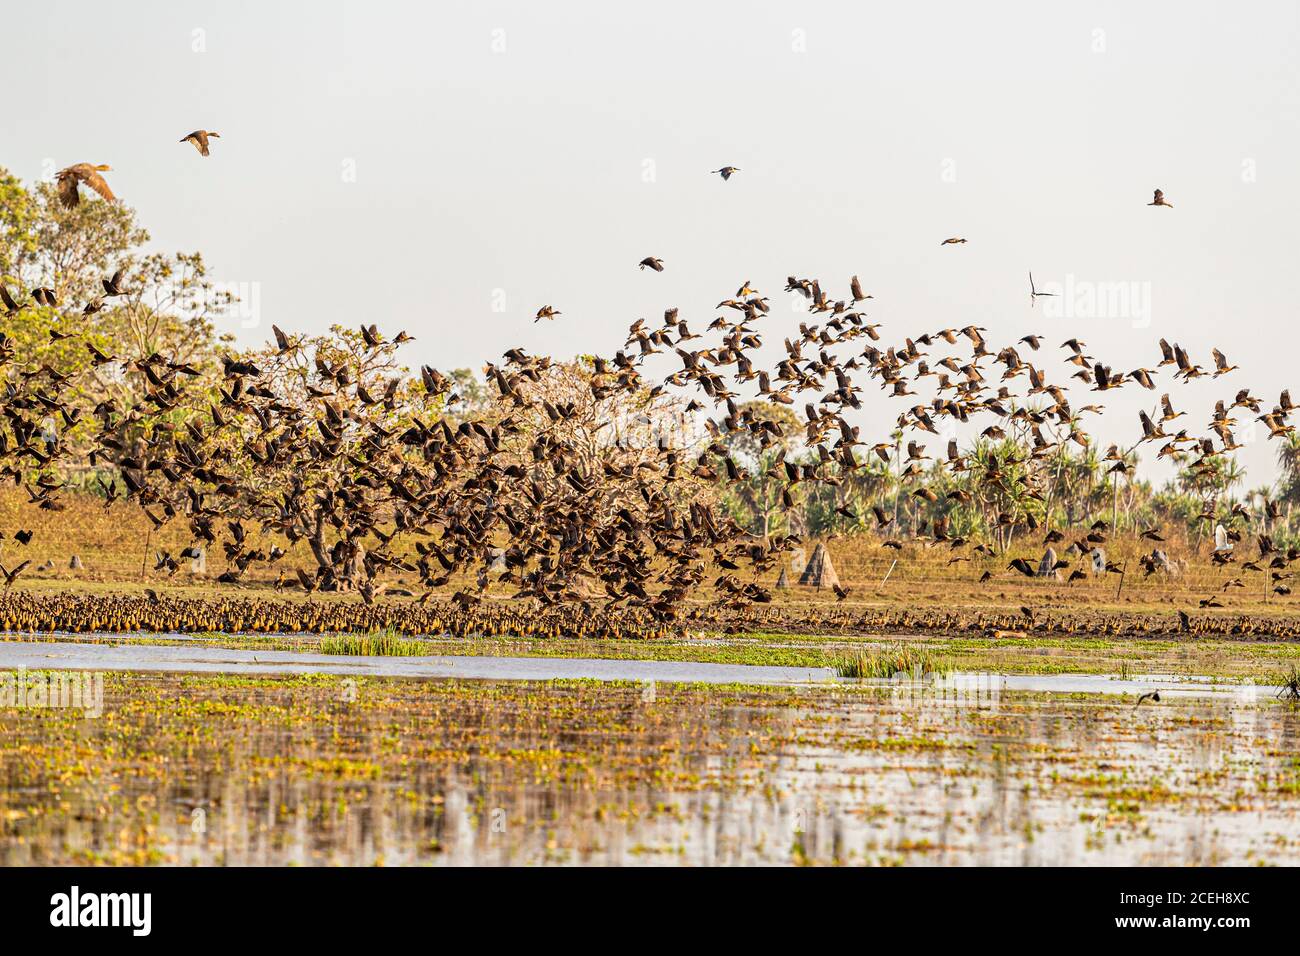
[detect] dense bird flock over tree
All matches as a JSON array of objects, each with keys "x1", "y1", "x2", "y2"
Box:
[{"x1": 3, "y1": 164, "x2": 1300, "y2": 620}]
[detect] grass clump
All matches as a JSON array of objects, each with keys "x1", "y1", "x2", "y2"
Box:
[
  {"x1": 319, "y1": 628, "x2": 431, "y2": 657},
  {"x1": 832, "y1": 644, "x2": 948, "y2": 679}
]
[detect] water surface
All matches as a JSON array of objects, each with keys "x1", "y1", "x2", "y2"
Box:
[{"x1": 1, "y1": 672, "x2": 1297, "y2": 866}]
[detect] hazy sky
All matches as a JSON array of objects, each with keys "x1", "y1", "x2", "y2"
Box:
[{"x1": 4, "y1": 1, "x2": 1299, "y2": 485}]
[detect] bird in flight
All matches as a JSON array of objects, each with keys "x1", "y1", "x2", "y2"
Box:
[
  {"x1": 534, "y1": 305, "x2": 562, "y2": 322},
  {"x1": 0, "y1": 560, "x2": 30, "y2": 589},
  {"x1": 0, "y1": 285, "x2": 22, "y2": 316},
  {"x1": 941, "y1": 237, "x2": 967, "y2": 245},
  {"x1": 711, "y1": 167, "x2": 740, "y2": 181},
  {"x1": 55, "y1": 164, "x2": 115, "y2": 208},
  {"x1": 1211, "y1": 348, "x2": 1238, "y2": 377},
  {"x1": 639, "y1": 257, "x2": 665, "y2": 272},
  {"x1": 180, "y1": 130, "x2": 220, "y2": 156},
  {"x1": 1148, "y1": 189, "x2": 1173, "y2": 208},
  {"x1": 102, "y1": 269, "x2": 127, "y2": 297},
  {"x1": 1028, "y1": 271, "x2": 1056, "y2": 306}
]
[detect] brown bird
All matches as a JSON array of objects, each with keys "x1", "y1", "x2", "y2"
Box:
[
  {"x1": 639, "y1": 257, "x2": 665, "y2": 272},
  {"x1": 1148, "y1": 188, "x2": 1173, "y2": 208},
  {"x1": 1211, "y1": 349, "x2": 1238, "y2": 377},
  {"x1": 0, "y1": 560, "x2": 30, "y2": 589},
  {"x1": 272, "y1": 325, "x2": 293, "y2": 353},
  {"x1": 180, "y1": 130, "x2": 220, "y2": 156},
  {"x1": 711, "y1": 167, "x2": 740, "y2": 181},
  {"x1": 849, "y1": 275, "x2": 872, "y2": 303},
  {"x1": 86, "y1": 342, "x2": 118, "y2": 366},
  {"x1": 1007, "y1": 558, "x2": 1036, "y2": 578},
  {"x1": 0, "y1": 285, "x2": 23, "y2": 316},
  {"x1": 941, "y1": 237, "x2": 968, "y2": 246},
  {"x1": 102, "y1": 269, "x2": 126, "y2": 297},
  {"x1": 55, "y1": 164, "x2": 116, "y2": 208}
]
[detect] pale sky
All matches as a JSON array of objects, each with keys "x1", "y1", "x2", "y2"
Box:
[{"x1": 3, "y1": 1, "x2": 1299, "y2": 486}]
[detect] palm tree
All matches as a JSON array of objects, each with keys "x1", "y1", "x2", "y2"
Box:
[{"x1": 1276, "y1": 432, "x2": 1300, "y2": 506}]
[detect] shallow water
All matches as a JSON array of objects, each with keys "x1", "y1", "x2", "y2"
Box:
[
  {"x1": 0, "y1": 640, "x2": 832, "y2": 685},
  {"x1": 0, "y1": 639, "x2": 1282, "y2": 698},
  {"x1": 0, "y1": 671, "x2": 1297, "y2": 866},
  {"x1": 867, "y1": 670, "x2": 1284, "y2": 698}
]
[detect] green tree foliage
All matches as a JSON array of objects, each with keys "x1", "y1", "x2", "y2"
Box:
[{"x1": 0, "y1": 167, "x2": 234, "y2": 462}]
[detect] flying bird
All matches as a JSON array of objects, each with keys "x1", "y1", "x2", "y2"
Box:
[
  {"x1": 101, "y1": 269, "x2": 126, "y2": 297},
  {"x1": 55, "y1": 164, "x2": 116, "y2": 208},
  {"x1": 1028, "y1": 271, "x2": 1056, "y2": 306},
  {"x1": 0, "y1": 560, "x2": 30, "y2": 589},
  {"x1": 1148, "y1": 189, "x2": 1173, "y2": 208},
  {"x1": 180, "y1": 130, "x2": 220, "y2": 156},
  {"x1": 0, "y1": 285, "x2": 22, "y2": 316},
  {"x1": 1211, "y1": 349, "x2": 1238, "y2": 377},
  {"x1": 849, "y1": 275, "x2": 871, "y2": 303}
]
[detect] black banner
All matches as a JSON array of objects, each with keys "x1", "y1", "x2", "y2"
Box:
[{"x1": 0, "y1": 867, "x2": 1280, "y2": 943}]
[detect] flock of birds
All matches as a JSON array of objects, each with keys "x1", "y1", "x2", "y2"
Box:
[
  {"x1": 0, "y1": 586, "x2": 1290, "y2": 642},
  {"x1": 2, "y1": 140, "x2": 1296, "y2": 634}
]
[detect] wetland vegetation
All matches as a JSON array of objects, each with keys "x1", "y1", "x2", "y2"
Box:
[{"x1": 2, "y1": 671, "x2": 1297, "y2": 866}]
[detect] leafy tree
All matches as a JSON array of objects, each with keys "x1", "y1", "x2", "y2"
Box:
[{"x1": 0, "y1": 167, "x2": 234, "y2": 463}]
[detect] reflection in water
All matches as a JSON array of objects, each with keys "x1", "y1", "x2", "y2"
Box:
[{"x1": 1, "y1": 673, "x2": 1297, "y2": 865}]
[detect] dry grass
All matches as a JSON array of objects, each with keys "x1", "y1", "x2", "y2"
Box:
[{"x1": 0, "y1": 489, "x2": 195, "y2": 581}]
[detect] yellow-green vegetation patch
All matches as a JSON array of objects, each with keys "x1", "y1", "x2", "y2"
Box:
[
  {"x1": 831, "y1": 644, "x2": 949, "y2": 679},
  {"x1": 319, "y1": 628, "x2": 433, "y2": 657}
]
